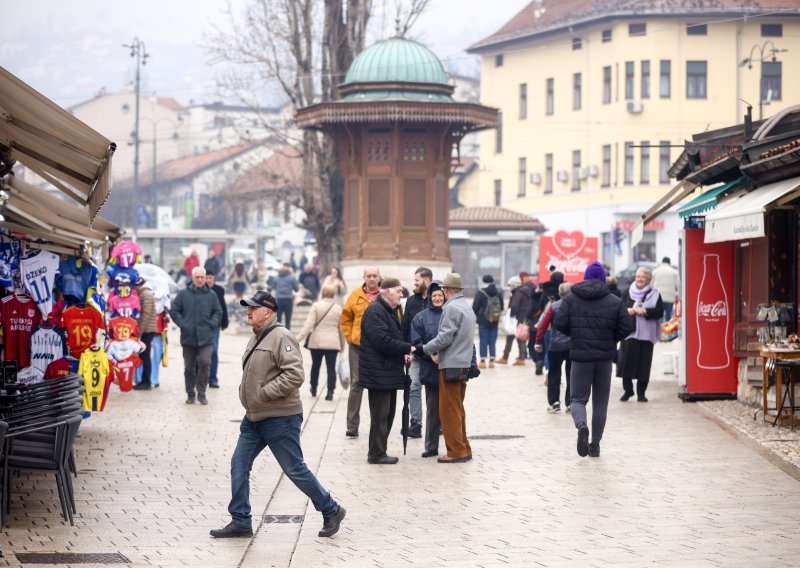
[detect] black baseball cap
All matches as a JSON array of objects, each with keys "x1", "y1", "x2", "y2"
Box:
[{"x1": 240, "y1": 290, "x2": 278, "y2": 310}]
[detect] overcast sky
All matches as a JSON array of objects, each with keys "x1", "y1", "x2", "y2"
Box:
[{"x1": 2, "y1": 0, "x2": 528, "y2": 109}]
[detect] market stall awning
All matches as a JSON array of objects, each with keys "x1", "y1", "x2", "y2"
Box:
[
  {"x1": 704, "y1": 176, "x2": 800, "y2": 243},
  {"x1": 0, "y1": 67, "x2": 115, "y2": 224},
  {"x1": 1, "y1": 175, "x2": 121, "y2": 252},
  {"x1": 630, "y1": 179, "x2": 698, "y2": 246},
  {"x1": 678, "y1": 178, "x2": 749, "y2": 218}
]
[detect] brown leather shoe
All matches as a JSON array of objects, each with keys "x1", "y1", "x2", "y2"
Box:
[
  {"x1": 496, "y1": 358, "x2": 508, "y2": 364},
  {"x1": 437, "y1": 455, "x2": 472, "y2": 463},
  {"x1": 478, "y1": 361, "x2": 486, "y2": 369},
  {"x1": 488, "y1": 360, "x2": 495, "y2": 368},
  {"x1": 513, "y1": 358, "x2": 526, "y2": 366}
]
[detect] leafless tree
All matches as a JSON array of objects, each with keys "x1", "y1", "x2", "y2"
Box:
[{"x1": 206, "y1": 0, "x2": 430, "y2": 273}]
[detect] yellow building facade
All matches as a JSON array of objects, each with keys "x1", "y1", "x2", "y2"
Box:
[{"x1": 468, "y1": 2, "x2": 800, "y2": 272}]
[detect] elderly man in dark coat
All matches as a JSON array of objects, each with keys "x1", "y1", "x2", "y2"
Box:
[{"x1": 358, "y1": 277, "x2": 414, "y2": 465}]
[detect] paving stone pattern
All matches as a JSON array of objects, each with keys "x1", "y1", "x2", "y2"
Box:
[{"x1": 1, "y1": 332, "x2": 799, "y2": 567}]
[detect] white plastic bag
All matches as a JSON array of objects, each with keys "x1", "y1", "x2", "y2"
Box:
[
  {"x1": 337, "y1": 354, "x2": 350, "y2": 389},
  {"x1": 502, "y1": 311, "x2": 517, "y2": 336}
]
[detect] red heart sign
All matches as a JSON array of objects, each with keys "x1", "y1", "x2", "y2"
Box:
[{"x1": 552, "y1": 230, "x2": 586, "y2": 259}]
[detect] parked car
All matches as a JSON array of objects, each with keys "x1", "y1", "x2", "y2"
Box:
[{"x1": 615, "y1": 261, "x2": 657, "y2": 294}]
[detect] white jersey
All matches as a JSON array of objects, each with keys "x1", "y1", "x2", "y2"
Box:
[
  {"x1": 30, "y1": 325, "x2": 68, "y2": 379},
  {"x1": 20, "y1": 250, "x2": 60, "y2": 318}
]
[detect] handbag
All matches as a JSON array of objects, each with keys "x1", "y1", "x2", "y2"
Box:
[
  {"x1": 443, "y1": 367, "x2": 470, "y2": 383},
  {"x1": 337, "y1": 354, "x2": 350, "y2": 389},
  {"x1": 303, "y1": 302, "x2": 335, "y2": 349},
  {"x1": 515, "y1": 322, "x2": 530, "y2": 342},
  {"x1": 501, "y1": 311, "x2": 516, "y2": 335}
]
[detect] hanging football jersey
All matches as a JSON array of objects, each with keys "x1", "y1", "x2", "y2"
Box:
[
  {"x1": 108, "y1": 317, "x2": 139, "y2": 340},
  {"x1": 114, "y1": 353, "x2": 142, "y2": 392},
  {"x1": 16, "y1": 366, "x2": 42, "y2": 385},
  {"x1": 20, "y1": 250, "x2": 60, "y2": 319},
  {"x1": 56, "y1": 257, "x2": 98, "y2": 305},
  {"x1": 110, "y1": 241, "x2": 143, "y2": 268},
  {"x1": 45, "y1": 357, "x2": 79, "y2": 380},
  {"x1": 62, "y1": 305, "x2": 105, "y2": 358},
  {"x1": 106, "y1": 338, "x2": 145, "y2": 363},
  {"x1": 0, "y1": 238, "x2": 20, "y2": 288},
  {"x1": 108, "y1": 291, "x2": 141, "y2": 319},
  {"x1": 79, "y1": 347, "x2": 111, "y2": 412},
  {"x1": 0, "y1": 294, "x2": 42, "y2": 368},
  {"x1": 30, "y1": 325, "x2": 68, "y2": 379}
]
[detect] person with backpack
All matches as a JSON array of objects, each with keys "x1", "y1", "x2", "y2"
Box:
[{"x1": 472, "y1": 274, "x2": 504, "y2": 369}]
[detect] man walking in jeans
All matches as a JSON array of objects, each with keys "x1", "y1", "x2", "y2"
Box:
[{"x1": 211, "y1": 290, "x2": 345, "y2": 539}]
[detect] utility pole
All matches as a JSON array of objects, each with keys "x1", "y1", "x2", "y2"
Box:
[{"x1": 122, "y1": 38, "x2": 149, "y2": 235}]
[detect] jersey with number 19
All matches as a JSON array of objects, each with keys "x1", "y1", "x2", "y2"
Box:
[
  {"x1": 62, "y1": 305, "x2": 105, "y2": 358},
  {"x1": 20, "y1": 250, "x2": 60, "y2": 319}
]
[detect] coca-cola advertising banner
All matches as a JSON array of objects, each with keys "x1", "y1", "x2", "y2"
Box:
[
  {"x1": 538, "y1": 231, "x2": 599, "y2": 283},
  {"x1": 684, "y1": 228, "x2": 737, "y2": 395}
]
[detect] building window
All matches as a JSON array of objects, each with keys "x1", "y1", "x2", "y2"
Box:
[
  {"x1": 625, "y1": 61, "x2": 635, "y2": 99},
  {"x1": 256, "y1": 205, "x2": 264, "y2": 224},
  {"x1": 572, "y1": 37, "x2": 582, "y2": 50},
  {"x1": 241, "y1": 205, "x2": 248, "y2": 228},
  {"x1": 602, "y1": 29, "x2": 612, "y2": 43},
  {"x1": 495, "y1": 111, "x2": 502, "y2": 153},
  {"x1": 687, "y1": 23, "x2": 707, "y2": 35},
  {"x1": 519, "y1": 83, "x2": 527, "y2": 119},
  {"x1": 518, "y1": 157, "x2": 527, "y2": 197},
  {"x1": 659, "y1": 141, "x2": 670, "y2": 184},
  {"x1": 629, "y1": 23, "x2": 646, "y2": 37},
  {"x1": 603, "y1": 66, "x2": 612, "y2": 104},
  {"x1": 494, "y1": 179, "x2": 502, "y2": 206},
  {"x1": 602, "y1": 144, "x2": 611, "y2": 187},
  {"x1": 761, "y1": 24, "x2": 782, "y2": 37},
  {"x1": 660, "y1": 60, "x2": 671, "y2": 98},
  {"x1": 640, "y1": 141, "x2": 650, "y2": 184},
  {"x1": 762, "y1": 62, "x2": 782, "y2": 101},
  {"x1": 573, "y1": 73, "x2": 582, "y2": 110},
  {"x1": 641, "y1": 60, "x2": 650, "y2": 99},
  {"x1": 624, "y1": 142, "x2": 634, "y2": 184},
  {"x1": 495, "y1": 53, "x2": 504, "y2": 67},
  {"x1": 545, "y1": 154, "x2": 553, "y2": 194},
  {"x1": 572, "y1": 150, "x2": 581, "y2": 192},
  {"x1": 686, "y1": 61, "x2": 707, "y2": 99},
  {"x1": 546, "y1": 78, "x2": 554, "y2": 116}
]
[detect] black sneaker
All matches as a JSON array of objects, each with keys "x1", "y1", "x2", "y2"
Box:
[
  {"x1": 198, "y1": 395, "x2": 208, "y2": 405},
  {"x1": 620, "y1": 392, "x2": 633, "y2": 402},
  {"x1": 186, "y1": 396, "x2": 196, "y2": 405},
  {"x1": 318, "y1": 506, "x2": 346, "y2": 537},
  {"x1": 133, "y1": 382, "x2": 151, "y2": 391},
  {"x1": 577, "y1": 425, "x2": 590, "y2": 457},
  {"x1": 637, "y1": 396, "x2": 648, "y2": 402},
  {"x1": 345, "y1": 428, "x2": 358, "y2": 438},
  {"x1": 325, "y1": 392, "x2": 333, "y2": 401},
  {"x1": 407, "y1": 424, "x2": 422, "y2": 438},
  {"x1": 589, "y1": 442, "x2": 600, "y2": 458},
  {"x1": 210, "y1": 522, "x2": 253, "y2": 538},
  {"x1": 209, "y1": 382, "x2": 220, "y2": 389}
]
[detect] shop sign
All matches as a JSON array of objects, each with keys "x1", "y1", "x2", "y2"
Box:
[
  {"x1": 616, "y1": 219, "x2": 665, "y2": 232},
  {"x1": 538, "y1": 231, "x2": 598, "y2": 283}
]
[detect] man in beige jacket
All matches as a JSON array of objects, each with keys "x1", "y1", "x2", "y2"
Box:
[{"x1": 211, "y1": 290, "x2": 345, "y2": 539}]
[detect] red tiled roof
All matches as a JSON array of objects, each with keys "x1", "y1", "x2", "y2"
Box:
[
  {"x1": 155, "y1": 96, "x2": 183, "y2": 111},
  {"x1": 117, "y1": 142, "x2": 257, "y2": 189},
  {"x1": 449, "y1": 206, "x2": 546, "y2": 231},
  {"x1": 221, "y1": 144, "x2": 308, "y2": 196},
  {"x1": 470, "y1": 0, "x2": 800, "y2": 51}
]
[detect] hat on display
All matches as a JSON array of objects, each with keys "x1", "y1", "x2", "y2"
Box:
[
  {"x1": 441, "y1": 273, "x2": 463, "y2": 289},
  {"x1": 380, "y1": 277, "x2": 402, "y2": 289},
  {"x1": 240, "y1": 290, "x2": 278, "y2": 310}
]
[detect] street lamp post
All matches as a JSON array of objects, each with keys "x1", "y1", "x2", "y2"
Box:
[
  {"x1": 139, "y1": 117, "x2": 182, "y2": 229},
  {"x1": 122, "y1": 38, "x2": 149, "y2": 235},
  {"x1": 740, "y1": 40, "x2": 787, "y2": 121}
]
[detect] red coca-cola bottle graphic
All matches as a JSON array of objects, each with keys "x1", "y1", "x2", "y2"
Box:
[{"x1": 696, "y1": 254, "x2": 731, "y2": 369}]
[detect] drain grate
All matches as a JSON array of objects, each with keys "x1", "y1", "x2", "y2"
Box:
[
  {"x1": 263, "y1": 514, "x2": 304, "y2": 524},
  {"x1": 469, "y1": 434, "x2": 525, "y2": 440},
  {"x1": 15, "y1": 552, "x2": 130, "y2": 564}
]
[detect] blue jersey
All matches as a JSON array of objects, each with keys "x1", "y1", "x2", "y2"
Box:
[
  {"x1": 0, "y1": 239, "x2": 20, "y2": 288},
  {"x1": 56, "y1": 257, "x2": 98, "y2": 304}
]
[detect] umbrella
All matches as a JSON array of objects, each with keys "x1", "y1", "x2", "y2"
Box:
[
  {"x1": 400, "y1": 364, "x2": 412, "y2": 455},
  {"x1": 135, "y1": 262, "x2": 178, "y2": 294}
]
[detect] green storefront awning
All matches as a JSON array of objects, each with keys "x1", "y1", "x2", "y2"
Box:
[{"x1": 678, "y1": 178, "x2": 748, "y2": 218}]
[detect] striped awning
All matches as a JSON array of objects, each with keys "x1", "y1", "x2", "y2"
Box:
[{"x1": 678, "y1": 178, "x2": 749, "y2": 218}]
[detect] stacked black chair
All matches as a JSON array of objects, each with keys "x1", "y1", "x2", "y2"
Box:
[{"x1": 0, "y1": 375, "x2": 84, "y2": 527}]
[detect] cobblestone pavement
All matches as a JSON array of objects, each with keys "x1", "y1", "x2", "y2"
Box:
[{"x1": 1, "y1": 332, "x2": 800, "y2": 567}]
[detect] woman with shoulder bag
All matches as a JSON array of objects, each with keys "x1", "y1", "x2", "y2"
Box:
[
  {"x1": 617, "y1": 267, "x2": 664, "y2": 402},
  {"x1": 296, "y1": 285, "x2": 345, "y2": 400}
]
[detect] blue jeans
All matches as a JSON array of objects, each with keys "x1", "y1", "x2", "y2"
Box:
[
  {"x1": 228, "y1": 414, "x2": 338, "y2": 528},
  {"x1": 209, "y1": 328, "x2": 221, "y2": 385},
  {"x1": 662, "y1": 302, "x2": 674, "y2": 322},
  {"x1": 478, "y1": 324, "x2": 498, "y2": 360}
]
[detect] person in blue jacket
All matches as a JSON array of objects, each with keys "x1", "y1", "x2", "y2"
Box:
[{"x1": 410, "y1": 282, "x2": 445, "y2": 458}]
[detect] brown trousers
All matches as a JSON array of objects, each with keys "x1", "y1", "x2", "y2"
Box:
[{"x1": 439, "y1": 371, "x2": 471, "y2": 459}]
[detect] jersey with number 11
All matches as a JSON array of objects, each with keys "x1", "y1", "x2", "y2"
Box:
[{"x1": 20, "y1": 250, "x2": 60, "y2": 319}]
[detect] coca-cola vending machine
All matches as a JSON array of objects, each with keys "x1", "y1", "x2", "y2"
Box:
[{"x1": 680, "y1": 228, "x2": 737, "y2": 399}]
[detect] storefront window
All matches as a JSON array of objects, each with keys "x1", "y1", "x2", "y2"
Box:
[{"x1": 735, "y1": 237, "x2": 769, "y2": 323}]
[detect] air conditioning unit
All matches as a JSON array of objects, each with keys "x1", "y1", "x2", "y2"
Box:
[
  {"x1": 530, "y1": 172, "x2": 542, "y2": 185},
  {"x1": 626, "y1": 100, "x2": 643, "y2": 114},
  {"x1": 556, "y1": 170, "x2": 569, "y2": 183},
  {"x1": 588, "y1": 164, "x2": 599, "y2": 177},
  {"x1": 578, "y1": 168, "x2": 588, "y2": 180}
]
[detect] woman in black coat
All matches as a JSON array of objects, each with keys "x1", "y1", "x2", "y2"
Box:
[{"x1": 358, "y1": 279, "x2": 412, "y2": 464}]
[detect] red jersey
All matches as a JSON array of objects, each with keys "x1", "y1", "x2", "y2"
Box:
[
  {"x1": 1, "y1": 295, "x2": 42, "y2": 368},
  {"x1": 109, "y1": 317, "x2": 139, "y2": 340},
  {"x1": 44, "y1": 357, "x2": 79, "y2": 380},
  {"x1": 62, "y1": 305, "x2": 105, "y2": 358},
  {"x1": 114, "y1": 354, "x2": 142, "y2": 392}
]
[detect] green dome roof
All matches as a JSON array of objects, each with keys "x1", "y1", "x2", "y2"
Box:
[{"x1": 343, "y1": 37, "x2": 449, "y2": 87}]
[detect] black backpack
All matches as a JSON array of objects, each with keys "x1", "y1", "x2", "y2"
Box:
[{"x1": 480, "y1": 290, "x2": 503, "y2": 323}]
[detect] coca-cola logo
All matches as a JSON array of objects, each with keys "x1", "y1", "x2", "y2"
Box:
[
  {"x1": 543, "y1": 254, "x2": 591, "y2": 274},
  {"x1": 552, "y1": 231, "x2": 586, "y2": 259},
  {"x1": 698, "y1": 300, "x2": 728, "y2": 317}
]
